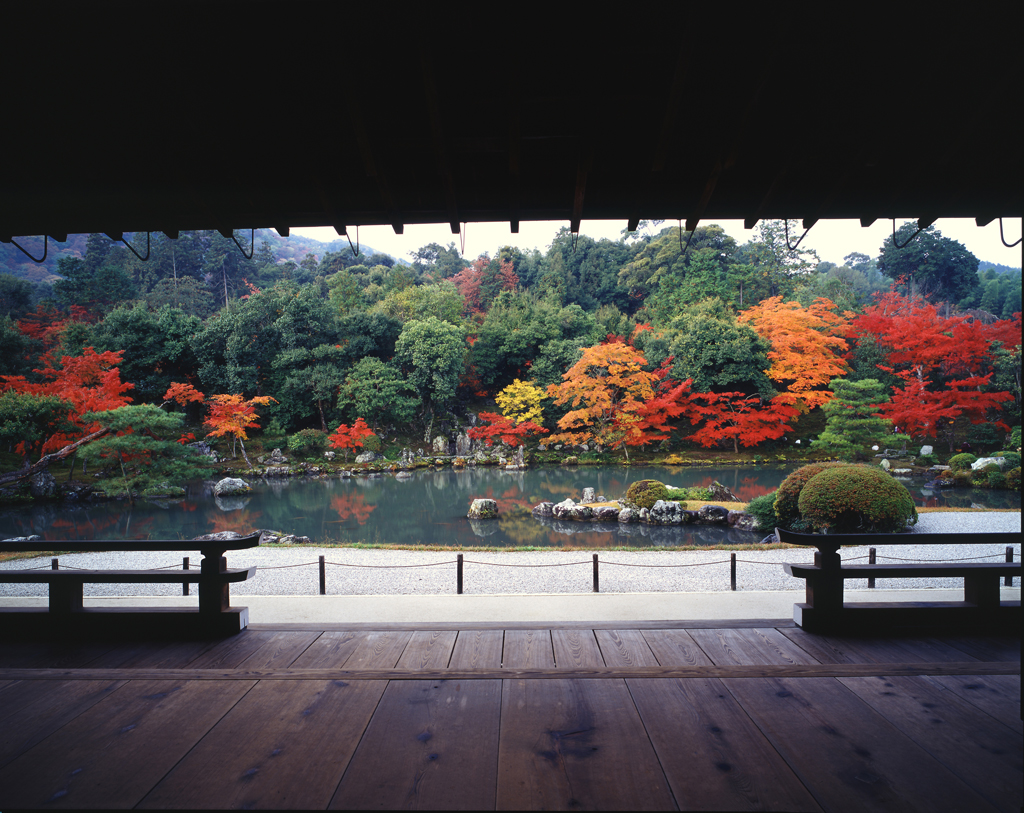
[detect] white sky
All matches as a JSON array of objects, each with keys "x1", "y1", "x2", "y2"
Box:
[{"x1": 291, "y1": 217, "x2": 1022, "y2": 268}]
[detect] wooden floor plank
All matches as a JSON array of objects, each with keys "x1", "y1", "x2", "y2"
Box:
[
  {"x1": 0, "y1": 640, "x2": 119, "y2": 669},
  {"x1": 289, "y1": 631, "x2": 363, "y2": 668},
  {"x1": 689, "y1": 628, "x2": 820, "y2": 667},
  {"x1": 83, "y1": 639, "x2": 220, "y2": 669},
  {"x1": 330, "y1": 679, "x2": 501, "y2": 810},
  {"x1": 502, "y1": 630, "x2": 554, "y2": 668},
  {"x1": 551, "y1": 629, "x2": 605, "y2": 668},
  {"x1": 0, "y1": 678, "x2": 255, "y2": 809},
  {"x1": 0, "y1": 679, "x2": 127, "y2": 769},
  {"x1": 940, "y1": 635, "x2": 1022, "y2": 663},
  {"x1": 449, "y1": 629, "x2": 504, "y2": 669},
  {"x1": 234, "y1": 631, "x2": 322, "y2": 669},
  {"x1": 641, "y1": 629, "x2": 714, "y2": 667},
  {"x1": 181, "y1": 630, "x2": 295, "y2": 669},
  {"x1": 778, "y1": 631, "x2": 983, "y2": 665},
  {"x1": 627, "y1": 677, "x2": 822, "y2": 811},
  {"x1": 923, "y1": 674, "x2": 1022, "y2": 734},
  {"x1": 839, "y1": 674, "x2": 1023, "y2": 812},
  {"x1": 497, "y1": 678, "x2": 675, "y2": 810},
  {"x1": 138, "y1": 679, "x2": 387, "y2": 810},
  {"x1": 595, "y1": 629, "x2": 660, "y2": 667},
  {"x1": 342, "y1": 630, "x2": 414, "y2": 669},
  {"x1": 726, "y1": 676, "x2": 1003, "y2": 813},
  {"x1": 396, "y1": 630, "x2": 458, "y2": 670}
]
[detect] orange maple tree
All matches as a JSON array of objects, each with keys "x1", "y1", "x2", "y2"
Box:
[
  {"x1": 204, "y1": 393, "x2": 276, "y2": 468},
  {"x1": 163, "y1": 382, "x2": 205, "y2": 406},
  {"x1": 545, "y1": 342, "x2": 692, "y2": 459},
  {"x1": 328, "y1": 417, "x2": 374, "y2": 462},
  {"x1": 737, "y1": 296, "x2": 851, "y2": 412},
  {"x1": 0, "y1": 347, "x2": 134, "y2": 456}
]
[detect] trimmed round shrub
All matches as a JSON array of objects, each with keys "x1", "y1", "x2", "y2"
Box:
[
  {"x1": 626, "y1": 479, "x2": 668, "y2": 509},
  {"x1": 361, "y1": 433, "x2": 382, "y2": 453},
  {"x1": 797, "y1": 465, "x2": 918, "y2": 534},
  {"x1": 773, "y1": 462, "x2": 853, "y2": 529},
  {"x1": 287, "y1": 428, "x2": 327, "y2": 456},
  {"x1": 745, "y1": 491, "x2": 779, "y2": 532},
  {"x1": 948, "y1": 452, "x2": 977, "y2": 471}
]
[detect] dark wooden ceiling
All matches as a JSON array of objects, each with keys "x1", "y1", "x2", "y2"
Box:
[{"x1": 3, "y1": 6, "x2": 1021, "y2": 245}]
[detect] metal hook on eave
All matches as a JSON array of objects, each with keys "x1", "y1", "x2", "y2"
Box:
[
  {"x1": 107, "y1": 232, "x2": 150, "y2": 261},
  {"x1": 999, "y1": 218, "x2": 1022, "y2": 248},
  {"x1": 677, "y1": 220, "x2": 697, "y2": 258},
  {"x1": 345, "y1": 225, "x2": 360, "y2": 258},
  {"x1": 892, "y1": 219, "x2": 926, "y2": 249},
  {"x1": 232, "y1": 228, "x2": 254, "y2": 260},
  {"x1": 4, "y1": 234, "x2": 48, "y2": 263},
  {"x1": 784, "y1": 219, "x2": 814, "y2": 252},
  {"x1": 459, "y1": 222, "x2": 466, "y2": 257}
]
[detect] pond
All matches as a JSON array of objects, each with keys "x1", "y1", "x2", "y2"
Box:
[{"x1": 0, "y1": 465, "x2": 1018, "y2": 549}]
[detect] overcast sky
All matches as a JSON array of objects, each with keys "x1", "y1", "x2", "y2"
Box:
[{"x1": 291, "y1": 217, "x2": 1022, "y2": 268}]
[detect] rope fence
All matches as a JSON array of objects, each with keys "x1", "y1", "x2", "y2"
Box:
[{"x1": 24, "y1": 546, "x2": 1018, "y2": 595}]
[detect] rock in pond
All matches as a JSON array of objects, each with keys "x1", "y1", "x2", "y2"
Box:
[
  {"x1": 214, "y1": 477, "x2": 251, "y2": 496},
  {"x1": 697, "y1": 504, "x2": 730, "y2": 524},
  {"x1": 467, "y1": 498, "x2": 499, "y2": 519}
]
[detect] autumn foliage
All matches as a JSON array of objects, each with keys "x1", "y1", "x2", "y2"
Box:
[
  {"x1": 0, "y1": 347, "x2": 134, "y2": 456},
  {"x1": 737, "y1": 296, "x2": 851, "y2": 412},
  {"x1": 328, "y1": 417, "x2": 374, "y2": 461},
  {"x1": 468, "y1": 412, "x2": 548, "y2": 447},
  {"x1": 683, "y1": 392, "x2": 799, "y2": 454}
]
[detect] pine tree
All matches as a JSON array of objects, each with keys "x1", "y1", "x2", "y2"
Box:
[{"x1": 810, "y1": 378, "x2": 894, "y2": 459}]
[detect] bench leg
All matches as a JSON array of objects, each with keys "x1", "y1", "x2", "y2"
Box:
[
  {"x1": 800, "y1": 550, "x2": 844, "y2": 631},
  {"x1": 199, "y1": 555, "x2": 230, "y2": 616},
  {"x1": 49, "y1": 580, "x2": 84, "y2": 614},
  {"x1": 964, "y1": 574, "x2": 999, "y2": 609}
]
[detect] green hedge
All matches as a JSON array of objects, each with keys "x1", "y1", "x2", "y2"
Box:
[
  {"x1": 626, "y1": 479, "x2": 668, "y2": 509},
  {"x1": 948, "y1": 453, "x2": 977, "y2": 471},
  {"x1": 773, "y1": 462, "x2": 853, "y2": 529},
  {"x1": 797, "y1": 465, "x2": 917, "y2": 533}
]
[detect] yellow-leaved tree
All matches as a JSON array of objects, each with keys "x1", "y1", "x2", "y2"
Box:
[{"x1": 495, "y1": 378, "x2": 545, "y2": 425}]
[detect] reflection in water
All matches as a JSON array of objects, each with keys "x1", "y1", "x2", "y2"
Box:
[{"x1": 0, "y1": 465, "x2": 1017, "y2": 548}]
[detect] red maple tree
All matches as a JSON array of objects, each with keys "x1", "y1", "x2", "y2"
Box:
[
  {"x1": 0, "y1": 347, "x2": 134, "y2": 456},
  {"x1": 684, "y1": 392, "x2": 799, "y2": 454},
  {"x1": 467, "y1": 412, "x2": 548, "y2": 447},
  {"x1": 328, "y1": 417, "x2": 375, "y2": 462}
]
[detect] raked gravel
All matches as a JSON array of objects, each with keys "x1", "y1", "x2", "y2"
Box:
[{"x1": 1, "y1": 512, "x2": 1018, "y2": 598}]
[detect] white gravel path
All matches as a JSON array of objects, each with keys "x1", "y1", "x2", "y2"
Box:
[{"x1": 1, "y1": 512, "x2": 1018, "y2": 597}]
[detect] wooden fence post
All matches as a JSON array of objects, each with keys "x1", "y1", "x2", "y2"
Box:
[
  {"x1": 593, "y1": 554, "x2": 599, "y2": 593},
  {"x1": 730, "y1": 553, "x2": 736, "y2": 591},
  {"x1": 457, "y1": 554, "x2": 463, "y2": 594},
  {"x1": 183, "y1": 556, "x2": 189, "y2": 595},
  {"x1": 1007, "y1": 547, "x2": 1014, "y2": 587},
  {"x1": 51, "y1": 558, "x2": 58, "y2": 570},
  {"x1": 319, "y1": 555, "x2": 326, "y2": 595},
  {"x1": 868, "y1": 548, "x2": 876, "y2": 588}
]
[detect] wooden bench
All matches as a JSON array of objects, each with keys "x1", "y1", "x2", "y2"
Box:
[
  {"x1": 775, "y1": 527, "x2": 1020, "y2": 633},
  {"x1": 0, "y1": 534, "x2": 259, "y2": 638}
]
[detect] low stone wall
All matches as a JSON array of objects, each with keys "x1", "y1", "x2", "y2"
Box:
[{"x1": 531, "y1": 497, "x2": 760, "y2": 532}]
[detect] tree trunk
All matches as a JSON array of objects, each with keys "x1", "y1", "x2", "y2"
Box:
[{"x1": 0, "y1": 428, "x2": 110, "y2": 488}]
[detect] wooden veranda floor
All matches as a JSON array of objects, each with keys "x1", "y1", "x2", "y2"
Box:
[{"x1": 0, "y1": 618, "x2": 1020, "y2": 811}]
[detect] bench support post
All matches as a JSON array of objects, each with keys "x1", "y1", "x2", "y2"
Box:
[
  {"x1": 199, "y1": 554, "x2": 230, "y2": 616},
  {"x1": 805, "y1": 546, "x2": 843, "y2": 625},
  {"x1": 49, "y1": 579, "x2": 84, "y2": 614}
]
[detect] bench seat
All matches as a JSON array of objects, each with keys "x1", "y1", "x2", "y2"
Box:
[{"x1": 0, "y1": 567, "x2": 255, "y2": 584}]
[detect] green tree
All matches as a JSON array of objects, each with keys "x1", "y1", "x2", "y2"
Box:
[
  {"x1": 393, "y1": 316, "x2": 466, "y2": 437},
  {"x1": 338, "y1": 357, "x2": 420, "y2": 432},
  {"x1": 79, "y1": 404, "x2": 213, "y2": 500},
  {"x1": 810, "y1": 378, "x2": 895, "y2": 460},
  {"x1": 878, "y1": 223, "x2": 979, "y2": 304},
  {"x1": 0, "y1": 273, "x2": 34, "y2": 318},
  {"x1": 0, "y1": 391, "x2": 73, "y2": 462},
  {"x1": 666, "y1": 299, "x2": 774, "y2": 396},
  {"x1": 739, "y1": 219, "x2": 820, "y2": 302}
]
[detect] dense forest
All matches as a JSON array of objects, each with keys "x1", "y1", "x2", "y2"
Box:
[{"x1": 1, "y1": 219, "x2": 1020, "y2": 491}]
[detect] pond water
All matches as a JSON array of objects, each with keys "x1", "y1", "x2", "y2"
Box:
[{"x1": 0, "y1": 465, "x2": 1018, "y2": 549}]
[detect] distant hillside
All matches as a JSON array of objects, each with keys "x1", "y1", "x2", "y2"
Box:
[
  {"x1": 0, "y1": 229, "x2": 395, "y2": 287},
  {"x1": 978, "y1": 261, "x2": 1022, "y2": 276}
]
